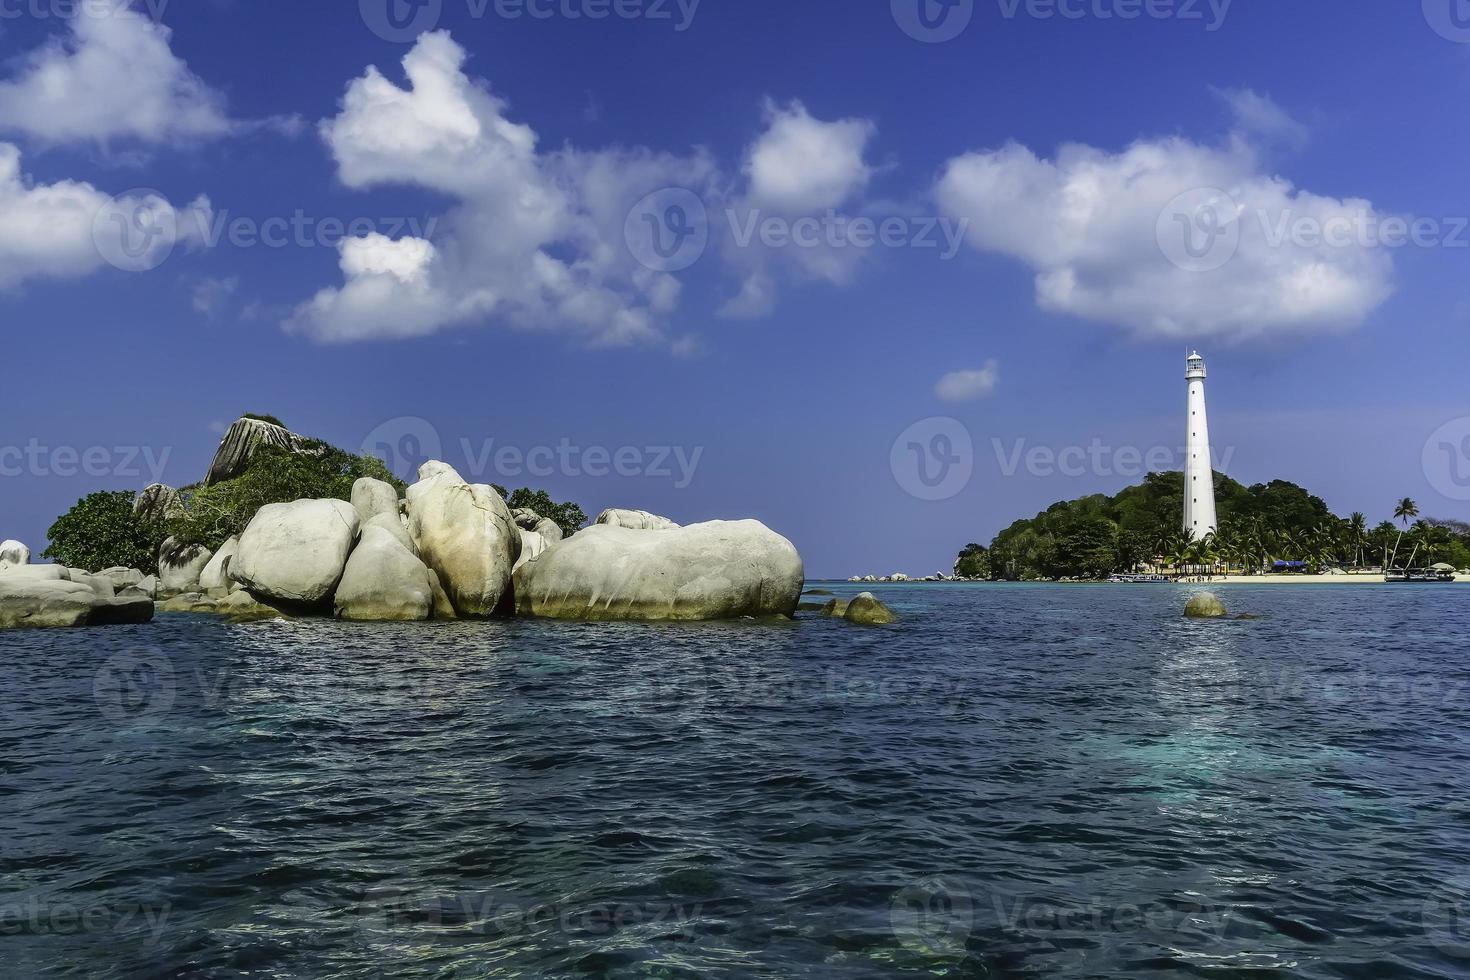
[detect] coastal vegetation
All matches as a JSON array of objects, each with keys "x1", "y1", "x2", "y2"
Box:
[
  {"x1": 958, "y1": 472, "x2": 1470, "y2": 580},
  {"x1": 43, "y1": 491, "x2": 165, "y2": 575}
]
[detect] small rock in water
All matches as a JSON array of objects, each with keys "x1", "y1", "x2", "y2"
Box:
[
  {"x1": 844, "y1": 592, "x2": 898, "y2": 626},
  {"x1": 820, "y1": 598, "x2": 850, "y2": 618},
  {"x1": 1184, "y1": 592, "x2": 1227, "y2": 619}
]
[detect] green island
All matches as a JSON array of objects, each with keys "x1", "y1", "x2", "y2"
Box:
[{"x1": 953, "y1": 472, "x2": 1467, "y2": 582}]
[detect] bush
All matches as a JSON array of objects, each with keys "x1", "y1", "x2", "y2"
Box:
[
  {"x1": 44, "y1": 491, "x2": 166, "y2": 574},
  {"x1": 166, "y1": 440, "x2": 403, "y2": 550},
  {"x1": 241, "y1": 413, "x2": 288, "y2": 428}
]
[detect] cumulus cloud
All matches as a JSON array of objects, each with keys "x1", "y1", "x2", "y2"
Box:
[
  {"x1": 192, "y1": 275, "x2": 239, "y2": 318},
  {"x1": 0, "y1": 142, "x2": 207, "y2": 289},
  {"x1": 292, "y1": 31, "x2": 714, "y2": 346},
  {"x1": 0, "y1": 6, "x2": 237, "y2": 145},
  {"x1": 744, "y1": 100, "x2": 873, "y2": 212},
  {"x1": 935, "y1": 129, "x2": 1395, "y2": 341},
  {"x1": 935, "y1": 360, "x2": 999, "y2": 402},
  {"x1": 719, "y1": 100, "x2": 880, "y2": 318}
]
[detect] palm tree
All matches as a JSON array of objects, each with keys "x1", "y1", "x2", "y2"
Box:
[
  {"x1": 1347, "y1": 512, "x2": 1368, "y2": 569},
  {"x1": 1390, "y1": 498, "x2": 1419, "y2": 570}
]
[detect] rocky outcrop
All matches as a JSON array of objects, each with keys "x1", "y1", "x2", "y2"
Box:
[
  {"x1": 98, "y1": 567, "x2": 145, "y2": 591},
  {"x1": 514, "y1": 529, "x2": 551, "y2": 572},
  {"x1": 844, "y1": 593, "x2": 898, "y2": 625},
  {"x1": 595, "y1": 509, "x2": 679, "y2": 531},
  {"x1": 365, "y1": 512, "x2": 415, "y2": 554},
  {"x1": 0, "y1": 540, "x2": 31, "y2": 569},
  {"x1": 1, "y1": 579, "x2": 152, "y2": 629},
  {"x1": 351, "y1": 478, "x2": 400, "y2": 528},
  {"x1": 159, "y1": 538, "x2": 214, "y2": 597},
  {"x1": 133, "y1": 484, "x2": 184, "y2": 524},
  {"x1": 515, "y1": 519, "x2": 803, "y2": 621},
  {"x1": 233, "y1": 499, "x2": 359, "y2": 606},
  {"x1": 1185, "y1": 592, "x2": 1227, "y2": 619},
  {"x1": 160, "y1": 592, "x2": 218, "y2": 614},
  {"x1": 335, "y1": 525, "x2": 434, "y2": 622},
  {"x1": 205, "y1": 417, "x2": 311, "y2": 486},
  {"x1": 217, "y1": 590, "x2": 290, "y2": 622},
  {"x1": 198, "y1": 537, "x2": 239, "y2": 592},
  {"x1": 513, "y1": 509, "x2": 565, "y2": 543},
  {"x1": 406, "y1": 462, "x2": 518, "y2": 618}
]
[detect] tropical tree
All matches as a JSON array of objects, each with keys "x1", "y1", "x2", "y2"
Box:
[{"x1": 1390, "y1": 497, "x2": 1419, "y2": 569}]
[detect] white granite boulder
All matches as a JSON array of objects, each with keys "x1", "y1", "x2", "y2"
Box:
[
  {"x1": 232, "y1": 499, "x2": 360, "y2": 605},
  {"x1": 0, "y1": 540, "x2": 31, "y2": 569},
  {"x1": 595, "y1": 509, "x2": 679, "y2": 531},
  {"x1": 159, "y1": 539, "x2": 214, "y2": 596},
  {"x1": 406, "y1": 462, "x2": 518, "y2": 618},
  {"x1": 133, "y1": 484, "x2": 184, "y2": 524},
  {"x1": 514, "y1": 519, "x2": 803, "y2": 621},
  {"x1": 198, "y1": 536, "x2": 240, "y2": 592},
  {"x1": 334, "y1": 525, "x2": 435, "y2": 622},
  {"x1": 0, "y1": 579, "x2": 152, "y2": 629},
  {"x1": 351, "y1": 477, "x2": 400, "y2": 528},
  {"x1": 514, "y1": 529, "x2": 551, "y2": 572}
]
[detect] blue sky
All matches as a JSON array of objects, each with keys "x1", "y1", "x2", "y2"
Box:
[{"x1": 3, "y1": 0, "x2": 1470, "y2": 577}]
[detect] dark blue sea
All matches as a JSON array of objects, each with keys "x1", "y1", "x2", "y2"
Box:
[{"x1": 3, "y1": 584, "x2": 1469, "y2": 979}]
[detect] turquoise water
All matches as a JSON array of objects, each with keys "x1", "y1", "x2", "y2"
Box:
[{"x1": 1, "y1": 584, "x2": 1468, "y2": 978}]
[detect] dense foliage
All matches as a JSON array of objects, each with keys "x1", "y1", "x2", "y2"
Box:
[
  {"x1": 44, "y1": 491, "x2": 166, "y2": 574},
  {"x1": 241, "y1": 413, "x2": 288, "y2": 427},
  {"x1": 498, "y1": 487, "x2": 589, "y2": 538},
  {"x1": 166, "y1": 441, "x2": 403, "y2": 550},
  {"x1": 964, "y1": 472, "x2": 1470, "y2": 580}
]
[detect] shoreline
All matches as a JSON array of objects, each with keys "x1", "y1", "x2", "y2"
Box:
[{"x1": 825, "y1": 574, "x2": 1470, "y2": 586}]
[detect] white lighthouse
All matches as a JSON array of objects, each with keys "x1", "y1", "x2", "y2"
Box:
[{"x1": 1183, "y1": 351, "x2": 1218, "y2": 541}]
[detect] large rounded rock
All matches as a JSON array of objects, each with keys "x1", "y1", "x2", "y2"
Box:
[
  {"x1": 514, "y1": 519, "x2": 803, "y2": 621},
  {"x1": 334, "y1": 526, "x2": 434, "y2": 622},
  {"x1": 233, "y1": 499, "x2": 360, "y2": 605},
  {"x1": 206, "y1": 417, "x2": 310, "y2": 486},
  {"x1": 407, "y1": 462, "x2": 518, "y2": 618},
  {"x1": 595, "y1": 509, "x2": 679, "y2": 531},
  {"x1": 352, "y1": 477, "x2": 400, "y2": 528},
  {"x1": 0, "y1": 565, "x2": 66, "y2": 582},
  {"x1": 99, "y1": 567, "x2": 145, "y2": 591},
  {"x1": 534, "y1": 518, "x2": 564, "y2": 543},
  {"x1": 198, "y1": 536, "x2": 240, "y2": 592},
  {"x1": 159, "y1": 538, "x2": 214, "y2": 596},
  {"x1": 1185, "y1": 592, "x2": 1228, "y2": 619},
  {"x1": 0, "y1": 540, "x2": 31, "y2": 569},
  {"x1": 0, "y1": 580, "x2": 95, "y2": 628},
  {"x1": 365, "y1": 512, "x2": 415, "y2": 554},
  {"x1": 133, "y1": 484, "x2": 184, "y2": 524}
]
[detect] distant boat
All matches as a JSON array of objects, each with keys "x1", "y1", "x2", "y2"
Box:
[
  {"x1": 1109, "y1": 574, "x2": 1173, "y2": 584},
  {"x1": 1384, "y1": 568, "x2": 1457, "y2": 584}
]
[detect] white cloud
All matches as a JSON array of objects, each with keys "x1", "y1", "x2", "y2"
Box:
[
  {"x1": 192, "y1": 275, "x2": 239, "y2": 318},
  {"x1": 293, "y1": 31, "x2": 714, "y2": 346},
  {"x1": 744, "y1": 100, "x2": 874, "y2": 212},
  {"x1": 0, "y1": 7, "x2": 235, "y2": 145},
  {"x1": 935, "y1": 134, "x2": 1394, "y2": 341},
  {"x1": 0, "y1": 142, "x2": 206, "y2": 289},
  {"x1": 718, "y1": 101, "x2": 881, "y2": 318},
  {"x1": 1214, "y1": 87, "x2": 1307, "y2": 149},
  {"x1": 935, "y1": 360, "x2": 1000, "y2": 402}
]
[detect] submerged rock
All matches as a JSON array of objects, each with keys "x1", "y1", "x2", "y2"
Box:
[
  {"x1": 844, "y1": 593, "x2": 898, "y2": 626},
  {"x1": 160, "y1": 592, "x2": 218, "y2": 614},
  {"x1": 820, "y1": 598, "x2": 851, "y2": 618},
  {"x1": 233, "y1": 499, "x2": 359, "y2": 606},
  {"x1": 217, "y1": 590, "x2": 291, "y2": 622},
  {"x1": 1185, "y1": 592, "x2": 1227, "y2": 619},
  {"x1": 514, "y1": 519, "x2": 803, "y2": 621}
]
